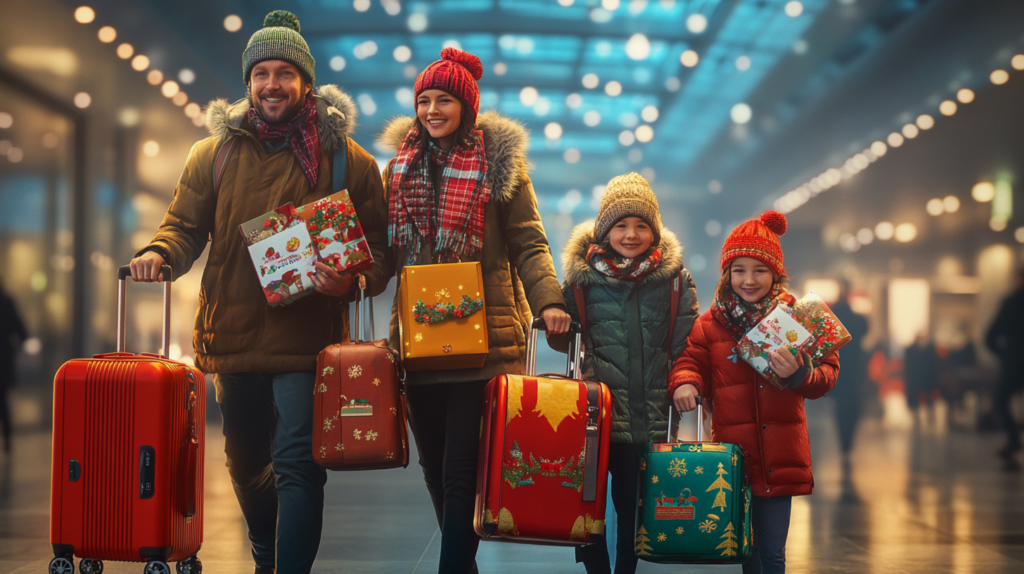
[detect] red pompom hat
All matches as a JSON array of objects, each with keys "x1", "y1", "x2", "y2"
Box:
[
  {"x1": 414, "y1": 47, "x2": 483, "y2": 126},
  {"x1": 720, "y1": 210, "x2": 788, "y2": 277}
]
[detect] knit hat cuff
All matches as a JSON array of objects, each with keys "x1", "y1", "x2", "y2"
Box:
[{"x1": 721, "y1": 248, "x2": 785, "y2": 278}]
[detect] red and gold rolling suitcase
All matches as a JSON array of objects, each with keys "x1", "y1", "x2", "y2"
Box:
[
  {"x1": 313, "y1": 290, "x2": 409, "y2": 470},
  {"x1": 475, "y1": 318, "x2": 612, "y2": 544},
  {"x1": 50, "y1": 266, "x2": 204, "y2": 574}
]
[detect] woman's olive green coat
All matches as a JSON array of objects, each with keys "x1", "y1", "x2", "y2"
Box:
[{"x1": 551, "y1": 221, "x2": 699, "y2": 444}]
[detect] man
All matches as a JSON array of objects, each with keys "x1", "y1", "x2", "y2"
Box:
[
  {"x1": 0, "y1": 280, "x2": 27, "y2": 454},
  {"x1": 828, "y1": 281, "x2": 868, "y2": 465},
  {"x1": 986, "y1": 268, "x2": 1024, "y2": 471},
  {"x1": 130, "y1": 10, "x2": 388, "y2": 573}
]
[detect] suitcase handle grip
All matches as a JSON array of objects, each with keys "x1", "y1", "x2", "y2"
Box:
[
  {"x1": 117, "y1": 265, "x2": 173, "y2": 358},
  {"x1": 526, "y1": 318, "x2": 583, "y2": 378},
  {"x1": 667, "y1": 397, "x2": 703, "y2": 443},
  {"x1": 353, "y1": 287, "x2": 375, "y2": 343}
]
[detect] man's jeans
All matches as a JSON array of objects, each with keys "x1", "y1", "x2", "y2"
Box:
[
  {"x1": 213, "y1": 372, "x2": 328, "y2": 574},
  {"x1": 743, "y1": 496, "x2": 793, "y2": 574}
]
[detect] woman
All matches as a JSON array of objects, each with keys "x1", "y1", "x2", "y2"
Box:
[{"x1": 362, "y1": 47, "x2": 570, "y2": 573}]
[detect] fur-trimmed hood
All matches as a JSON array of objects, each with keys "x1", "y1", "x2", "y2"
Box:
[
  {"x1": 562, "y1": 220, "x2": 684, "y2": 286},
  {"x1": 376, "y1": 110, "x2": 530, "y2": 202},
  {"x1": 204, "y1": 84, "x2": 358, "y2": 154}
]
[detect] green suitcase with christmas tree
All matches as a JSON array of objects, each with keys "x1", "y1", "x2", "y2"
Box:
[{"x1": 635, "y1": 399, "x2": 751, "y2": 564}]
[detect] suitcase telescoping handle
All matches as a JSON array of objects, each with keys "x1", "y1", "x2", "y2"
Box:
[
  {"x1": 526, "y1": 316, "x2": 583, "y2": 379},
  {"x1": 667, "y1": 396, "x2": 703, "y2": 442},
  {"x1": 353, "y1": 287, "x2": 375, "y2": 343},
  {"x1": 117, "y1": 265, "x2": 173, "y2": 358}
]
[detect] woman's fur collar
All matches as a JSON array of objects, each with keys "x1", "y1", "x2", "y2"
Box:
[
  {"x1": 377, "y1": 111, "x2": 529, "y2": 202},
  {"x1": 563, "y1": 220, "x2": 685, "y2": 286},
  {"x1": 205, "y1": 84, "x2": 358, "y2": 154}
]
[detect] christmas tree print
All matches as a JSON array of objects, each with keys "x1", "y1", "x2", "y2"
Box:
[
  {"x1": 717, "y1": 522, "x2": 738, "y2": 557},
  {"x1": 635, "y1": 525, "x2": 653, "y2": 556},
  {"x1": 706, "y1": 462, "x2": 733, "y2": 512}
]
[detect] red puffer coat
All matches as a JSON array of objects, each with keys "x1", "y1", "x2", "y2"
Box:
[{"x1": 668, "y1": 309, "x2": 838, "y2": 498}]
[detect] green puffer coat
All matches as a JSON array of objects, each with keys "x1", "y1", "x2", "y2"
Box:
[{"x1": 550, "y1": 221, "x2": 699, "y2": 444}]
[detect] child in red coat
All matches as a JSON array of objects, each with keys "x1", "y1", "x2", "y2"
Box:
[{"x1": 669, "y1": 210, "x2": 838, "y2": 574}]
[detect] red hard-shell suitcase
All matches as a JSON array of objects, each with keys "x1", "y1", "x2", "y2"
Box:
[
  {"x1": 313, "y1": 289, "x2": 409, "y2": 470},
  {"x1": 50, "y1": 266, "x2": 205, "y2": 574},
  {"x1": 475, "y1": 318, "x2": 612, "y2": 545}
]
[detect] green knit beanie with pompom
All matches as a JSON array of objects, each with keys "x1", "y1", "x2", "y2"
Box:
[{"x1": 242, "y1": 10, "x2": 316, "y2": 84}]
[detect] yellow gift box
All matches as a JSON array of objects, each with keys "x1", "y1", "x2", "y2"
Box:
[{"x1": 399, "y1": 262, "x2": 489, "y2": 371}]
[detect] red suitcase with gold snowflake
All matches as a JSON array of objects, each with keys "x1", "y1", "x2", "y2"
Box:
[
  {"x1": 474, "y1": 318, "x2": 611, "y2": 544},
  {"x1": 313, "y1": 290, "x2": 409, "y2": 470}
]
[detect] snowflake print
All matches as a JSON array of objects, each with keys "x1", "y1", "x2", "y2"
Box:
[
  {"x1": 334, "y1": 443, "x2": 344, "y2": 452},
  {"x1": 317, "y1": 382, "x2": 327, "y2": 393},
  {"x1": 699, "y1": 520, "x2": 717, "y2": 533},
  {"x1": 668, "y1": 458, "x2": 687, "y2": 477},
  {"x1": 695, "y1": 466, "x2": 704, "y2": 474},
  {"x1": 732, "y1": 454, "x2": 738, "y2": 467},
  {"x1": 372, "y1": 378, "x2": 381, "y2": 386},
  {"x1": 435, "y1": 288, "x2": 451, "y2": 299},
  {"x1": 323, "y1": 418, "x2": 334, "y2": 432},
  {"x1": 390, "y1": 407, "x2": 397, "y2": 415},
  {"x1": 414, "y1": 332, "x2": 423, "y2": 342},
  {"x1": 365, "y1": 430, "x2": 379, "y2": 441},
  {"x1": 353, "y1": 429, "x2": 362, "y2": 440},
  {"x1": 386, "y1": 451, "x2": 395, "y2": 459},
  {"x1": 652, "y1": 475, "x2": 659, "y2": 484},
  {"x1": 322, "y1": 366, "x2": 335, "y2": 376},
  {"x1": 657, "y1": 533, "x2": 667, "y2": 542},
  {"x1": 442, "y1": 344, "x2": 452, "y2": 353},
  {"x1": 676, "y1": 527, "x2": 685, "y2": 535},
  {"x1": 318, "y1": 445, "x2": 326, "y2": 458},
  {"x1": 348, "y1": 365, "x2": 363, "y2": 378},
  {"x1": 386, "y1": 352, "x2": 394, "y2": 363}
]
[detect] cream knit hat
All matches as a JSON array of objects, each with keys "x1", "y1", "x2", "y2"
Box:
[{"x1": 593, "y1": 172, "x2": 663, "y2": 246}]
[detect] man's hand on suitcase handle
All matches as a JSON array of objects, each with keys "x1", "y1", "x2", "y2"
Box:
[
  {"x1": 672, "y1": 383, "x2": 700, "y2": 413},
  {"x1": 540, "y1": 306, "x2": 571, "y2": 336},
  {"x1": 129, "y1": 251, "x2": 167, "y2": 282}
]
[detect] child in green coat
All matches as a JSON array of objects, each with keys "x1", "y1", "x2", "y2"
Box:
[{"x1": 550, "y1": 172, "x2": 699, "y2": 574}]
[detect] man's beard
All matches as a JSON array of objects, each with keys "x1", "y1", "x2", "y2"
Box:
[{"x1": 252, "y1": 92, "x2": 307, "y2": 124}]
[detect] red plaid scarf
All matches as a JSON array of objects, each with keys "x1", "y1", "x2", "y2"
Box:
[
  {"x1": 247, "y1": 95, "x2": 321, "y2": 188},
  {"x1": 586, "y1": 243, "x2": 662, "y2": 282},
  {"x1": 388, "y1": 124, "x2": 489, "y2": 264},
  {"x1": 711, "y1": 280, "x2": 796, "y2": 343}
]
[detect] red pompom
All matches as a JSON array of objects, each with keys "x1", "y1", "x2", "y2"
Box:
[
  {"x1": 760, "y1": 210, "x2": 787, "y2": 236},
  {"x1": 440, "y1": 47, "x2": 483, "y2": 81}
]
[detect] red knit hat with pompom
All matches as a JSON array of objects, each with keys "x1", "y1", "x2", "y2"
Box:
[
  {"x1": 720, "y1": 210, "x2": 788, "y2": 277},
  {"x1": 414, "y1": 48, "x2": 483, "y2": 126}
]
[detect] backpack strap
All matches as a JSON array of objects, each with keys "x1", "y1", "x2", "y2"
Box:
[
  {"x1": 213, "y1": 137, "x2": 239, "y2": 196},
  {"x1": 332, "y1": 134, "x2": 349, "y2": 193}
]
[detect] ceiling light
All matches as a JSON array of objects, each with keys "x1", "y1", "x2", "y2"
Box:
[
  {"x1": 583, "y1": 110, "x2": 601, "y2": 127},
  {"x1": 957, "y1": 88, "x2": 974, "y2": 104},
  {"x1": 1012, "y1": 54, "x2": 1024, "y2": 71},
  {"x1": 730, "y1": 103, "x2": 752, "y2": 124},
  {"x1": 519, "y1": 86, "x2": 538, "y2": 106},
  {"x1": 665, "y1": 77, "x2": 681, "y2": 91},
  {"x1": 0, "y1": 113, "x2": 11, "y2": 129},
  {"x1": 354, "y1": 0, "x2": 371, "y2": 12},
  {"x1": 991, "y1": 69, "x2": 1009, "y2": 85},
  {"x1": 784, "y1": 1, "x2": 803, "y2": 17},
  {"x1": 902, "y1": 124, "x2": 919, "y2": 139},
  {"x1": 582, "y1": 73, "x2": 599, "y2": 89},
  {"x1": 635, "y1": 125, "x2": 654, "y2": 143},
  {"x1": 604, "y1": 81, "x2": 622, "y2": 96},
  {"x1": 641, "y1": 105, "x2": 659, "y2": 122},
  {"x1": 939, "y1": 100, "x2": 957, "y2": 116},
  {"x1": 330, "y1": 56, "x2": 346, "y2": 71},
  {"x1": 972, "y1": 182, "x2": 995, "y2": 202},
  {"x1": 916, "y1": 114, "x2": 934, "y2": 129},
  {"x1": 625, "y1": 33, "x2": 650, "y2": 60},
  {"x1": 887, "y1": 132, "x2": 904, "y2": 147},
  {"x1": 991, "y1": 218, "x2": 1008, "y2": 232},
  {"x1": 493, "y1": 62, "x2": 507, "y2": 75},
  {"x1": 74, "y1": 6, "x2": 95, "y2": 24},
  {"x1": 382, "y1": 0, "x2": 401, "y2": 15},
  {"x1": 708, "y1": 180, "x2": 722, "y2": 194},
  {"x1": 161, "y1": 81, "x2": 179, "y2": 98},
  {"x1": 566, "y1": 93, "x2": 582, "y2": 108},
  {"x1": 619, "y1": 130, "x2": 636, "y2": 145},
  {"x1": 142, "y1": 141, "x2": 159, "y2": 157},
  {"x1": 870, "y1": 141, "x2": 887, "y2": 157},
  {"x1": 97, "y1": 26, "x2": 116, "y2": 43},
  {"x1": 926, "y1": 198, "x2": 944, "y2": 216},
  {"x1": 943, "y1": 195, "x2": 960, "y2": 213},
  {"x1": 184, "y1": 102, "x2": 201, "y2": 118},
  {"x1": 564, "y1": 148, "x2": 581, "y2": 163},
  {"x1": 686, "y1": 14, "x2": 707, "y2": 34},
  {"x1": 894, "y1": 223, "x2": 917, "y2": 243},
  {"x1": 147, "y1": 70, "x2": 163, "y2": 85},
  {"x1": 73, "y1": 92, "x2": 91, "y2": 108},
  {"x1": 680, "y1": 50, "x2": 699, "y2": 67},
  {"x1": 735, "y1": 55, "x2": 751, "y2": 71},
  {"x1": 116, "y1": 43, "x2": 133, "y2": 59},
  {"x1": 393, "y1": 45, "x2": 411, "y2": 62},
  {"x1": 875, "y1": 221, "x2": 894, "y2": 240},
  {"x1": 179, "y1": 69, "x2": 195, "y2": 84},
  {"x1": 792, "y1": 39, "x2": 809, "y2": 55},
  {"x1": 407, "y1": 12, "x2": 428, "y2": 32},
  {"x1": 706, "y1": 220, "x2": 722, "y2": 236},
  {"x1": 544, "y1": 122, "x2": 562, "y2": 139},
  {"x1": 558, "y1": 0, "x2": 574, "y2": 5},
  {"x1": 857, "y1": 228, "x2": 874, "y2": 245},
  {"x1": 7, "y1": 148, "x2": 23, "y2": 163},
  {"x1": 223, "y1": 15, "x2": 242, "y2": 32},
  {"x1": 131, "y1": 54, "x2": 150, "y2": 71},
  {"x1": 172, "y1": 92, "x2": 188, "y2": 106}
]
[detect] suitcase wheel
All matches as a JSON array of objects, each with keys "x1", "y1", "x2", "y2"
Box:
[
  {"x1": 79, "y1": 559, "x2": 103, "y2": 574},
  {"x1": 144, "y1": 562, "x2": 170, "y2": 574},
  {"x1": 48, "y1": 557, "x2": 74, "y2": 574},
  {"x1": 175, "y1": 556, "x2": 202, "y2": 574}
]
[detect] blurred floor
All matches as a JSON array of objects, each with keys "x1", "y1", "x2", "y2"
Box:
[{"x1": 1, "y1": 398, "x2": 1023, "y2": 573}]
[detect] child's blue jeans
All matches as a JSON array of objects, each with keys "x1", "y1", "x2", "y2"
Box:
[{"x1": 743, "y1": 495, "x2": 793, "y2": 574}]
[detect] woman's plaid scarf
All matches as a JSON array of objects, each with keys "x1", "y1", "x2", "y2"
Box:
[
  {"x1": 247, "y1": 95, "x2": 321, "y2": 188},
  {"x1": 586, "y1": 243, "x2": 662, "y2": 282},
  {"x1": 388, "y1": 124, "x2": 489, "y2": 264}
]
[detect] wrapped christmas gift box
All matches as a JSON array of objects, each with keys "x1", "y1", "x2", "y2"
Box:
[
  {"x1": 736, "y1": 292, "x2": 851, "y2": 388},
  {"x1": 239, "y1": 204, "x2": 318, "y2": 307},
  {"x1": 294, "y1": 189, "x2": 374, "y2": 275},
  {"x1": 398, "y1": 262, "x2": 488, "y2": 371}
]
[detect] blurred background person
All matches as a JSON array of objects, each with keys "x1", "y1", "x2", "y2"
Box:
[
  {"x1": 904, "y1": 333, "x2": 940, "y2": 429},
  {"x1": 0, "y1": 279, "x2": 27, "y2": 455},
  {"x1": 985, "y1": 267, "x2": 1024, "y2": 471},
  {"x1": 829, "y1": 280, "x2": 869, "y2": 466}
]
